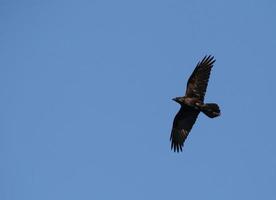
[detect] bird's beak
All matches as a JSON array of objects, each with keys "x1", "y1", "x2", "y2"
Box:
[{"x1": 172, "y1": 97, "x2": 178, "y2": 102}]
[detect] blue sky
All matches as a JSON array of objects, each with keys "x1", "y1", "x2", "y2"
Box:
[{"x1": 1, "y1": 0, "x2": 276, "y2": 199}]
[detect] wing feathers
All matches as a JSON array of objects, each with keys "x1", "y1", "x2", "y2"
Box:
[
  {"x1": 170, "y1": 108, "x2": 199, "y2": 152},
  {"x1": 185, "y1": 55, "x2": 215, "y2": 101}
]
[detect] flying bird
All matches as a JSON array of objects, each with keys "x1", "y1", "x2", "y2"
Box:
[{"x1": 170, "y1": 55, "x2": 220, "y2": 152}]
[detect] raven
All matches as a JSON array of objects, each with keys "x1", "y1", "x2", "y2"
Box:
[{"x1": 170, "y1": 55, "x2": 220, "y2": 152}]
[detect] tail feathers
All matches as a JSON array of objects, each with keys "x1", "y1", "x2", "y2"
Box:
[{"x1": 201, "y1": 103, "x2": 220, "y2": 118}]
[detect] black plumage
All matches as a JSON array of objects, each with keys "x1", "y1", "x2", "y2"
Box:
[{"x1": 170, "y1": 55, "x2": 220, "y2": 152}]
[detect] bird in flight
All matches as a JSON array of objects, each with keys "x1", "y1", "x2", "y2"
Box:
[{"x1": 170, "y1": 55, "x2": 220, "y2": 152}]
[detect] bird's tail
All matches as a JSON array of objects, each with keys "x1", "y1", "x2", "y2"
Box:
[{"x1": 200, "y1": 103, "x2": 221, "y2": 118}]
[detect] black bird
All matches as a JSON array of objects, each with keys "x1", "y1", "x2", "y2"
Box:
[{"x1": 170, "y1": 55, "x2": 220, "y2": 152}]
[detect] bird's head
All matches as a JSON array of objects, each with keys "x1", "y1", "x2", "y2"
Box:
[{"x1": 172, "y1": 96, "x2": 185, "y2": 104}]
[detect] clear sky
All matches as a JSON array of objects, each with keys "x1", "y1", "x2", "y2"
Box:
[{"x1": 1, "y1": 1, "x2": 276, "y2": 199}]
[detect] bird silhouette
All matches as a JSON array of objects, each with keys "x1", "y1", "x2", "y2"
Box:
[{"x1": 170, "y1": 55, "x2": 220, "y2": 152}]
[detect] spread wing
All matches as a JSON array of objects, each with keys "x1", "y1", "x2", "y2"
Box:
[
  {"x1": 170, "y1": 107, "x2": 200, "y2": 152},
  {"x1": 185, "y1": 55, "x2": 215, "y2": 101}
]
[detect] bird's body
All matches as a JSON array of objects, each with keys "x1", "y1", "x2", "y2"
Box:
[
  {"x1": 170, "y1": 55, "x2": 220, "y2": 152},
  {"x1": 179, "y1": 97, "x2": 203, "y2": 108}
]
